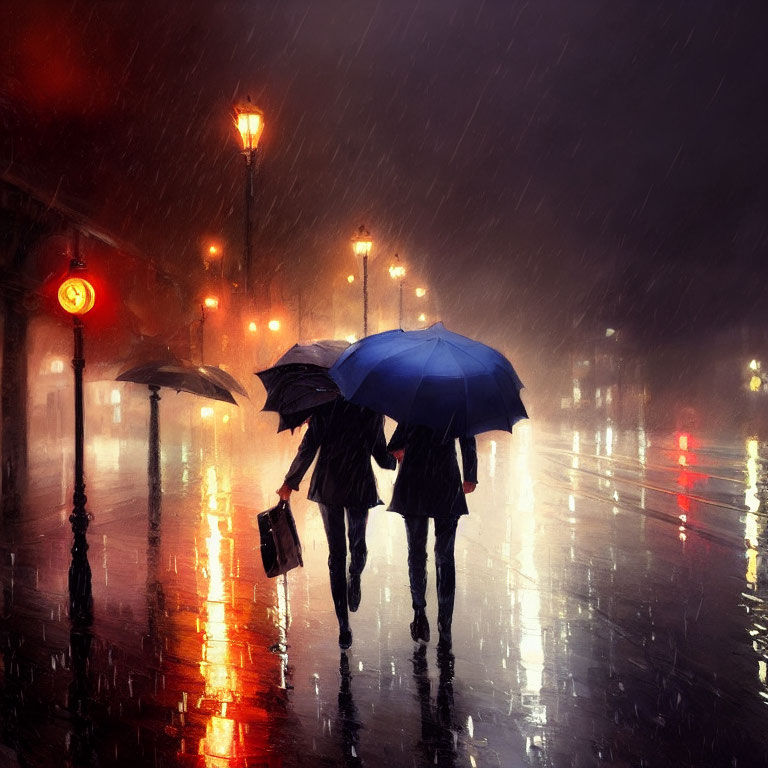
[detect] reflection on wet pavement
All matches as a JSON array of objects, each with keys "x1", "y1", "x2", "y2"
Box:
[{"x1": 2, "y1": 416, "x2": 768, "y2": 765}]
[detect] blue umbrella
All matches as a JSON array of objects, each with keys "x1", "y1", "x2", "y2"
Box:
[{"x1": 329, "y1": 323, "x2": 528, "y2": 438}]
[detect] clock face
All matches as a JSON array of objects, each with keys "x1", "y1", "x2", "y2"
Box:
[{"x1": 58, "y1": 277, "x2": 96, "y2": 315}]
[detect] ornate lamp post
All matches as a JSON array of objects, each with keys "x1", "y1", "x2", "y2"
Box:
[
  {"x1": 234, "y1": 100, "x2": 265, "y2": 298},
  {"x1": 388, "y1": 256, "x2": 406, "y2": 329},
  {"x1": 352, "y1": 226, "x2": 373, "y2": 336},
  {"x1": 57, "y1": 233, "x2": 96, "y2": 621}
]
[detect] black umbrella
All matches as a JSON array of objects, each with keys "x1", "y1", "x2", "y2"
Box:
[
  {"x1": 117, "y1": 360, "x2": 240, "y2": 404},
  {"x1": 256, "y1": 340, "x2": 349, "y2": 432},
  {"x1": 271, "y1": 339, "x2": 350, "y2": 368}
]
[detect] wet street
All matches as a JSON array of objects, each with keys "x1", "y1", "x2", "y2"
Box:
[{"x1": 2, "y1": 413, "x2": 768, "y2": 767}]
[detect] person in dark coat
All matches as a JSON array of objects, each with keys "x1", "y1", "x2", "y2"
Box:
[
  {"x1": 277, "y1": 398, "x2": 396, "y2": 649},
  {"x1": 387, "y1": 423, "x2": 477, "y2": 653}
]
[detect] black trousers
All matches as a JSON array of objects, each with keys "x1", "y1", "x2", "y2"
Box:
[
  {"x1": 318, "y1": 504, "x2": 369, "y2": 629},
  {"x1": 403, "y1": 515, "x2": 459, "y2": 629}
]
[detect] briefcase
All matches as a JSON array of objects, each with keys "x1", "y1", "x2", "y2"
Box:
[{"x1": 258, "y1": 499, "x2": 304, "y2": 578}]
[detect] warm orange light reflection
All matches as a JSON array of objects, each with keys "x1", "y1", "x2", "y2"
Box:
[
  {"x1": 209, "y1": 244, "x2": 220, "y2": 257},
  {"x1": 267, "y1": 319, "x2": 280, "y2": 332},
  {"x1": 58, "y1": 276, "x2": 96, "y2": 315},
  {"x1": 347, "y1": 274, "x2": 355, "y2": 284},
  {"x1": 415, "y1": 287, "x2": 426, "y2": 297},
  {"x1": 389, "y1": 264, "x2": 406, "y2": 280},
  {"x1": 248, "y1": 321, "x2": 257, "y2": 333},
  {"x1": 204, "y1": 296, "x2": 220, "y2": 310},
  {"x1": 198, "y1": 466, "x2": 240, "y2": 766}
]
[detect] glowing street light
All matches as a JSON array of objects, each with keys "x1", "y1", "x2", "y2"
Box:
[
  {"x1": 57, "y1": 231, "x2": 96, "y2": 621},
  {"x1": 206, "y1": 243, "x2": 225, "y2": 279},
  {"x1": 248, "y1": 321, "x2": 258, "y2": 333},
  {"x1": 234, "y1": 99, "x2": 265, "y2": 298},
  {"x1": 200, "y1": 296, "x2": 220, "y2": 365},
  {"x1": 347, "y1": 274, "x2": 355, "y2": 284},
  {"x1": 352, "y1": 225, "x2": 373, "y2": 336},
  {"x1": 415, "y1": 287, "x2": 426, "y2": 298},
  {"x1": 268, "y1": 319, "x2": 281, "y2": 332},
  {"x1": 389, "y1": 255, "x2": 407, "y2": 329}
]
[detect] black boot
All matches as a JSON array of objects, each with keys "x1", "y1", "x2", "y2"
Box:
[
  {"x1": 410, "y1": 609, "x2": 430, "y2": 644},
  {"x1": 347, "y1": 573, "x2": 361, "y2": 612},
  {"x1": 437, "y1": 613, "x2": 452, "y2": 655}
]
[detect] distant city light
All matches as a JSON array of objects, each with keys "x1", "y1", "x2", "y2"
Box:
[
  {"x1": 749, "y1": 359, "x2": 760, "y2": 371},
  {"x1": 345, "y1": 334, "x2": 358, "y2": 344},
  {"x1": 204, "y1": 296, "x2": 219, "y2": 310},
  {"x1": 415, "y1": 287, "x2": 426, "y2": 297},
  {"x1": 268, "y1": 319, "x2": 280, "y2": 331},
  {"x1": 389, "y1": 264, "x2": 406, "y2": 280},
  {"x1": 248, "y1": 321, "x2": 257, "y2": 333},
  {"x1": 347, "y1": 274, "x2": 355, "y2": 284},
  {"x1": 417, "y1": 313, "x2": 426, "y2": 322},
  {"x1": 208, "y1": 244, "x2": 220, "y2": 256},
  {"x1": 110, "y1": 389, "x2": 121, "y2": 405},
  {"x1": 201, "y1": 407, "x2": 214, "y2": 419},
  {"x1": 605, "y1": 328, "x2": 616, "y2": 337},
  {"x1": 49, "y1": 359, "x2": 65, "y2": 374}
]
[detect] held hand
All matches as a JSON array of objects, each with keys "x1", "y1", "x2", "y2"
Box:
[
  {"x1": 277, "y1": 483, "x2": 293, "y2": 501},
  {"x1": 462, "y1": 481, "x2": 477, "y2": 494},
  {"x1": 391, "y1": 449, "x2": 405, "y2": 463}
]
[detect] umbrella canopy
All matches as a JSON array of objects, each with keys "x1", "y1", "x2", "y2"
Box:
[
  {"x1": 199, "y1": 365, "x2": 249, "y2": 398},
  {"x1": 256, "y1": 340, "x2": 350, "y2": 432},
  {"x1": 117, "y1": 360, "x2": 241, "y2": 404},
  {"x1": 329, "y1": 322, "x2": 527, "y2": 438},
  {"x1": 271, "y1": 339, "x2": 350, "y2": 368}
]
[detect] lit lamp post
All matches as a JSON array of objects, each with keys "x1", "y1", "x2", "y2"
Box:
[
  {"x1": 200, "y1": 295, "x2": 219, "y2": 365},
  {"x1": 57, "y1": 238, "x2": 96, "y2": 621},
  {"x1": 388, "y1": 256, "x2": 406, "y2": 329},
  {"x1": 352, "y1": 226, "x2": 373, "y2": 336},
  {"x1": 234, "y1": 101, "x2": 265, "y2": 298},
  {"x1": 206, "y1": 243, "x2": 224, "y2": 280}
]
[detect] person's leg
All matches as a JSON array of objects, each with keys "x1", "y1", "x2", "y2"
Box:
[
  {"x1": 433, "y1": 516, "x2": 459, "y2": 652},
  {"x1": 345, "y1": 507, "x2": 369, "y2": 612},
  {"x1": 319, "y1": 503, "x2": 352, "y2": 647},
  {"x1": 404, "y1": 515, "x2": 430, "y2": 642}
]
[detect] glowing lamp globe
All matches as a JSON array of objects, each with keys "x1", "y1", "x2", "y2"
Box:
[
  {"x1": 58, "y1": 276, "x2": 96, "y2": 315},
  {"x1": 352, "y1": 226, "x2": 373, "y2": 257},
  {"x1": 235, "y1": 105, "x2": 265, "y2": 153}
]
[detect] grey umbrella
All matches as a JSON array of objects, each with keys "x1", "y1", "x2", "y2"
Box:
[
  {"x1": 117, "y1": 359, "x2": 245, "y2": 535},
  {"x1": 117, "y1": 360, "x2": 240, "y2": 404}
]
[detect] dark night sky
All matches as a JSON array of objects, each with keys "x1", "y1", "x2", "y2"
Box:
[{"x1": 2, "y1": 0, "x2": 767, "y2": 368}]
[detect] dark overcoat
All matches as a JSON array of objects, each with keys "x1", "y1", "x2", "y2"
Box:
[
  {"x1": 387, "y1": 423, "x2": 478, "y2": 519},
  {"x1": 284, "y1": 399, "x2": 396, "y2": 508}
]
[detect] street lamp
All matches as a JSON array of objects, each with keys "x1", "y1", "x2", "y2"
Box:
[
  {"x1": 388, "y1": 255, "x2": 406, "y2": 329},
  {"x1": 352, "y1": 225, "x2": 373, "y2": 336},
  {"x1": 57, "y1": 232, "x2": 96, "y2": 621},
  {"x1": 200, "y1": 295, "x2": 219, "y2": 365},
  {"x1": 234, "y1": 100, "x2": 265, "y2": 298},
  {"x1": 206, "y1": 243, "x2": 224, "y2": 280}
]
